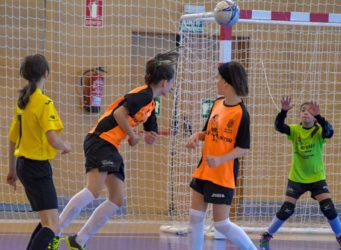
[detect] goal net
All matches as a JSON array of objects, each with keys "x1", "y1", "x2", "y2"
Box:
[
  {"x1": 163, "y1": 9, "x2": 341, "y2": 235},
  {"x1": 1, "y1": 0, "x2": 341, "y2": 243}
]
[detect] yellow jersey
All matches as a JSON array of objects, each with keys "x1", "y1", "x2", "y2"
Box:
[{"x1": 8, "y1": 88, "x2": 64, "y2": 160}]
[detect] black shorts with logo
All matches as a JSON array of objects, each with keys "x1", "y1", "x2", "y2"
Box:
[
  {"x1": 190, "y1": 178, "x2": 234, "y2": 205},
  {"x1": 84, "y1": 134, "x2": 125, "y2": 181},
  {"x1": 16, "y1": 157, "x2": 58, "y2": 211},
  {"x1": 285, "y1": 179, "x2": 330, "y2": 199}
]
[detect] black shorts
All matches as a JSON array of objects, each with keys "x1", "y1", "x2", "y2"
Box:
[
  {"x1": 285, "y1": 179, "x2": 330, "y2": 199},
  {"x1": 190, "y1": 178, "x2": 234, "y2": 205},
  {"x1": 84, "y1": 134, "x2": 125, "y2": 181},
  {"x1": 16, "y1": 157, "x2": 58, "y2": 211}
]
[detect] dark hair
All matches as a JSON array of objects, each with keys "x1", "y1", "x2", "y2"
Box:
[
  {"x1": 300, "y1": 102, "x2": 311, "y2": 111},
  {"x1": 18, "y1": 54, "x2": 49, "y2": 109},
  {"x1": 218, "y1": 61, "x2": 248, "y2": 96},
  {"x1": 144, "y1": 50, "x2": 179, "y2": 85}
]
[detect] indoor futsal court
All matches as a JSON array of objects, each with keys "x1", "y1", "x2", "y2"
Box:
[{"x1": 1, "y1": 0, "x2": 341, "y2": 250}]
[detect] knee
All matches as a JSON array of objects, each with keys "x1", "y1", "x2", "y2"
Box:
[
  {"x1": 276, "y1": 201, "x2": 295, "y2": 221},
  {"x1": 214, "y1": 218, "x2": 231, "y2": 232},
  {"x1": 109, "y1": 196, "x2": 124, "y2": 207},
  {"x1": 319, "y1": 198, "x2": 338, "y2": 220},
  {"x1": 87, "y1": 187, "x2": 102, "y2": 199},
  {"x1": 189, "y1": 209, "x2": 206, "y2": 224}
]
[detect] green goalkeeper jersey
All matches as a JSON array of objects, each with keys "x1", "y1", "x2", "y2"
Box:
[{"x1": 287, "y1": 124, "x2": 326, "y2": 183}]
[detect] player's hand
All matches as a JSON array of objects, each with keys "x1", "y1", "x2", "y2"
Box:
[
  {"x1": 185, "y1": 132, "x2": 201, "y2": 149},
  {"x1": 144, "y1": 131, "x2": 158, "y2": 145},
  {"x1": 281, "y1": 96, "x2": 294, "y2": 111},
  {"x1": 128, "y1": 134, "x2": 139, "y2": 147},
  {"x1": 6, "y1": 171, "x2": 17, "y2": 191},
  {"x1": 206, "y1": 155, "x2": 223, "y2": 168},
  {"x1": 308, "y1": 101, "x2": 320, "y2": 116},
  {"x1": 61, "y1": 142, "x2": 72, "y2": 154}
]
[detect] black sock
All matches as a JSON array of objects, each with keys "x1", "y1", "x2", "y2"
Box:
[
  {"x1": 26, "y1": 223, "x2": 42, "y2": 250},
  {"x1": 28, "y1": 227, "x2": 55, "y2": 250}
]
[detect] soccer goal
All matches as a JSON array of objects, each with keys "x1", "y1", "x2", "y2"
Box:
[{"x1": 161, "y1": 9, "x2": 341, "y2": 236}]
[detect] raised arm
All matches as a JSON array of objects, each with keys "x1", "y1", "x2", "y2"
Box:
[
  {"x1": 309, "y1": 101, "x2": 334, "y2": 139},
  {"x1": 274, "y1": 96, "x2": 293, "y2": 135},
  {"x1": 275, "y1": 110, "x2": 290, "y2": 135}
]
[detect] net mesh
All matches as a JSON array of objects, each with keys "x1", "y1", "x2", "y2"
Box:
[
  {"x1": 167, "y1": 12, "x2": 341, "y2": 233},
  {"x1": 1, "y1": 0, "x2": 341, "y2": 238}
]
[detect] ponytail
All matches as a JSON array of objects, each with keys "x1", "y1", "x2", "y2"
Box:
[
  {"x1": 18, "y1": 82, "x2": 37, "y2": 109},
  {"x1": 17, "y1": 54, "x2": 49, "y2": 109},
  {"x1": 144, "y1": 48, "x2": 179, "y2": 85}
]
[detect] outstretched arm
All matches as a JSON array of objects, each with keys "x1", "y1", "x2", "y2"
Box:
[
  {"x1": 275, "y1": 96, "x2": 293, "y2": 135},
  {"x1": 315, "y1": 115, "x2": 334, "y2": 138},
  {"x1": 309, "y1": 101, "x2": 333, "y2": 139},
  {"x1": 275, "y1": 110, "x2": 290, "y2": 135},
  {"x1": 185, "y1": 131, "x2": 205, "y2": 149}
]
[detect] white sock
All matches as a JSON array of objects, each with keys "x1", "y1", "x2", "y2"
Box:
[
  {"x1": 189, "y1": 208, "x2": 206, "y2": 250},
  {"x1": 76, "y1": 200, "x2": 119, "y2": 247},
  {"x1": 214, "y1": 219, "x2": 256, "y2": 250},
  {"x1": 58, "y1": 188, "x2": 95, "y2": 237}
]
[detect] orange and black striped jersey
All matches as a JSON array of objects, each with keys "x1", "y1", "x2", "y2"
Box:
[
  {"x1": 89, "y1": 85, "x2": 157, "y2": 149},
  {"x1": 192, "y1": 97, "x2": 250, "y2": 189}
]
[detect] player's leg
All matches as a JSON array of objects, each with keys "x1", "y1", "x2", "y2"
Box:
[
  {"x1": 260, "y1": 180, "x2": 302, "y2": 249},
  {"x1": 189, "y1": 179, "x2": 208, "y2": 250},
  {"x1": 63, "y1": 169, "x2": 107, "y2": 249},
  {"x1": 28, "y1": 209, "x2": 59, "y2": 250},
  {"x1": 312, "y1": 180, "x2": 341, "y2": 247},
  {"x1": 210, "y1": 188, "x2": 256, "y2": 250},
  {"x1": 58, "y1": 169, "x2": 104, "y2": 236},
  {"x1": 75, "y1": 174, "x2": 123, "y2": 247},
  {"x1": 17, "y1": 157, "x2": 59, "y2": 250},
  {"x1": 67, "y1": 147, "x2": 125, "y2": 249},
  {"x1": 260, "y1": 195, "x2": 297, "y2": 250},
  {"x1": 27, "y1": 223, "x2": 42, "y2": 249},
  {"x1": 60, "y1": 134, "x2": 112, "y2": 242}
]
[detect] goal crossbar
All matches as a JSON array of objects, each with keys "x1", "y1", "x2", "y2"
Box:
[{"x1": 180, "y1": 10, "x2": 341, "y2": 27}]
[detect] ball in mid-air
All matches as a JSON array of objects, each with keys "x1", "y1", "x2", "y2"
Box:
[{"x1": 214, "y1": 0, "x2": 240, "y2": 27}]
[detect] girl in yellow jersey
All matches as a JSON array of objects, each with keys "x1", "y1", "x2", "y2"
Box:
[
  {"x1": 6, "y1": 54, "x2": 72, "y2": 250},
  {"x1": 53, "y1": 51, "x2": 178, "y2": 250},
  {"x1": 186, "y1": 61, "x2": 256, "y2": 250}
]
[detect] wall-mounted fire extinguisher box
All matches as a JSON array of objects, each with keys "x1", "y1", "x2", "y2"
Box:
[{"x1": 81, "y1": 67, "x2": 106, "y2": 113}]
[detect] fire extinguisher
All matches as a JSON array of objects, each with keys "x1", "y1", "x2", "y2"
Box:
[{"x1": 81, "y1": 67, "x2": 106, "y2": 113}]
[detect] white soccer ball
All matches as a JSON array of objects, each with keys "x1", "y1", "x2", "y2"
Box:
[{"x1": 214, "y1": 0, "x2": 240, "y2": 26}]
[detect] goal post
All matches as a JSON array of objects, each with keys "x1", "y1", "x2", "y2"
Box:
[{"x1": 161, "y1": 9, "x2": 341, "y2": 236}]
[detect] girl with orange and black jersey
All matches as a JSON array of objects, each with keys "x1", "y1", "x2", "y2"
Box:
[
  {"x1": 54, "y1": 51, "x2": 178, "y2": 250},
  {"x1": 186, "y1": 61, "x2": 256, "y2": 250}
]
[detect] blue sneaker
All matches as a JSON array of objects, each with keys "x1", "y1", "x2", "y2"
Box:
[
  {"x1": 259, "y1": 232, "x2": 272, "y2": 250},
  {"x1": 336, "y1": 235, "x2": 341, "y2": 250}
]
